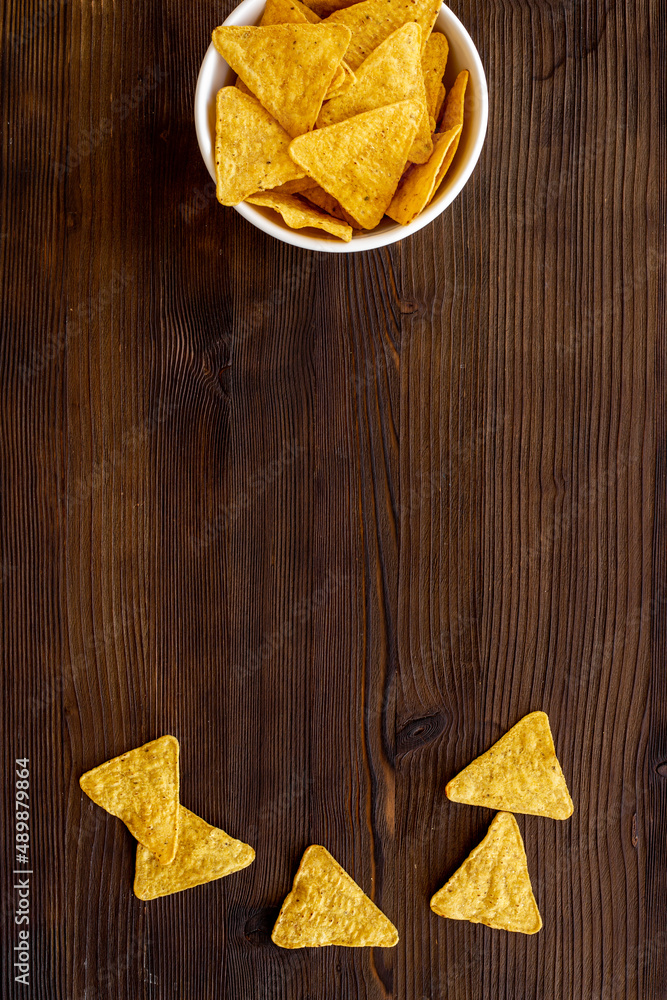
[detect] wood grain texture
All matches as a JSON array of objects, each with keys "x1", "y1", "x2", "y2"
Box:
[{"x1": 0, "y1": 0, "x2": 663, "y2": 998}]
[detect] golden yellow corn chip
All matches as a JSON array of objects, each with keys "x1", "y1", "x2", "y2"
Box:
[
  {"x1": 212, "y1": 24, "x2": 352, "y2": 137},
  {"x1": 324, "y1": 0, "x2": 441, "y2": 70},
  {"x1": 326, "y1": 62, "x2": 346, "y2": 95},
  {"x1": 433, "y1": 83, "x2": 446, "y2": 124},
  {"x1": 246, "y1": 190, "x2": 353, "y2": 241},
  {"x1": 289, "y1": 100, "x2": 420, "y2": 228},
  {"x1": 302, "y1": 184, "x2": 360, "y2": 227},
  {"x1": 317, "y1": 24, "x2": 431, "y2": 164},
  {"x1": 434, "y1": 68, "x2": 468, "y2": 178},
  {"x1": 260, "y1": 0, "x2": 321, "y2": 24},
  {"x1": 386, "y1": 124, "x2": 460, "y2": 225},
  {"x1": 324, "y1": 60, "x2": 355, "y2": 99},
  {"x1": 235, "y1": 76, "x2": 252, "y2": 95},
  {"x1": 269, "y1": 177, "x2": 319, "y2": 194},
  {"x1": 272, "y1": 845, "x2": 398, "y2": 948},
  {"x1": 79, "y1": 735, "x2": 180, "y2": 865},
  {"x1": 430, "y1": 812, "x2": 542, "y2": 934},
  {"x1": 445, "y1": 711, "x2": 574, "y2": 819},
  {"x1": 134, "y1": 805, "x2": 255, "y2": 900},
  {"x1": 215, "y1": 88, "x2": 306, "y2": 205},
  {"x1": 422, "y1": 31, "x2": 448, "y2": 123},
  {"x1": 300, "y1": 0, "x2": 360, "y2": 16}
]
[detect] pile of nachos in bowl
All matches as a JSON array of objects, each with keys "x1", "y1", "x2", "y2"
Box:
[{"x1": 212, "y1": 0, "x2": 469, "y2": 242}]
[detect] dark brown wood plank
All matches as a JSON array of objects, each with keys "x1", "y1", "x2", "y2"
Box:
[
  {"x1": 396, "y1": 2, "x2": 659, "y2": 998},
  {"x1": 0, "y1": 0, "x2": 70, "y2": 996}
]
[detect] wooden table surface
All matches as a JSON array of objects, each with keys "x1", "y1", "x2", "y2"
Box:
[{"x1": 2, "y1": 0, "x2": 665, "y2": 997}]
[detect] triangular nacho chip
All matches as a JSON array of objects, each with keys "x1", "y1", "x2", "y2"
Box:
[
  {"x1": 317, "y1": 24, "x2": 432, "y2": 163},
  {"x1": 215, "y1": 88, "x2": 306, "y2": 205},
  {"x1": 246, "y1": 190, "x2": 353, "y2": 241},
  {"x1": 212, "y1": 24, "x2": 352, "y2": 137},
  {"x1": 434, "y1": 68, "x2": 468, "y2": 178},
  {"x1": 260, "y1": 0, "x2": 321, "y2": 24},
  {"x1": 325, "y1": 60, "x2": 355, "y2": 99},
  {"x1": 289, "y1": 100, "x2": 420, "y2": 228},
  {"x1": 324, "y1": 0, "x2": 441, "y2": 70},
  {"x1": 134, "y1": 805, "x2": 255, "y2": 900},
  {"x1": 272, "y1": 845, "x2": 398, "y2": 947},
  {"x1": 236, "y1": 55, "x2": 351, "y2": 107},
  {"x1": 268, "y1": 176, "x2": 319, "y2": 194},
  {"x1": 386, "y1": 125, "x2": 460, "y2": 224},
  {"x1": 430, "y1": 812, "x2": 542, "y2": 934},
  {"x1": 301, "y1": 0, "x2": 361, "y2": 15},
  {"x1": 445, "y1": 711, "x2": 574, "y2": 819},
  {"x1": 422, "y1": 31, "x2": 449, "y2": 124},
  {"x1": 79, "y1": 735, "x2": 180, "y2": 865},
  {"x1": 302, "y1": 184, "x2": 360, "y2": 227}
]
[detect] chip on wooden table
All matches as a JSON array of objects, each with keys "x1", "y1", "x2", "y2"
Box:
[
  {"x1": 445, "y1": 711, "x2": 574, "y2": 819},
  {"x1": 434, "y1": 68, "x2": 468, "y2": 179},
  {"x1": 422, "y1": 31, "x2": 449, "y2": 125},
  {"x1": 272, "y1": 845, "x2": 398, "y2": 947},
  {"x1": 386, "y1": 124, "x2": 460, "y2": 225},
  {"x1": 212, "y1": 23, "x2": 352, "y2": 137},
  {"x1": 289, "y1": 100, "x2": 420, "y2": 228},
  {"x1": 246, "y1": 190, "x2": 353, "y2": 240},
  {"x1": 79, "y1": 735, "x2": 180, "y2": 865},
  {"x1": 430, "y1": 812, "x2": 543, "y2": 934},
  {"x1": 324, "y1": 0, "x2": 441, "y2": 70},
  {"x1": 215, "y1": 88, "x2": 306, "y2": 205},
  {"x1": 317, "y1": 24, "x2": 432, "y2": 164},
  {"x1": 134, "y1": 805, "x2": 255, "y2": 900}
]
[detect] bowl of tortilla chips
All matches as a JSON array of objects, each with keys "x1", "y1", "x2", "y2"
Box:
[{"x1": 195, "y1": 0, "x2": 487, "y2": 252}]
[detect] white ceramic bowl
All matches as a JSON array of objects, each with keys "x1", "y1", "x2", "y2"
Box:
[{"x1": 195, "y1": 0, "x2": 488, "y2": 252}]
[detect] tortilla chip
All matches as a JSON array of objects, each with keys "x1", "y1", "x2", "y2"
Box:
[
  {"x1": 134, "y1": 805, "x2": 255, "y2": 900},
  {"x1": 212, "y1": 24, "x2": 352, "y2": 137},
  {"x1": 269, "y1": 177, "x2": 319, "y2": 194},
  {"x1": 300, "y1": 0, "x2": 360, "y2": 16},
  {"x1": 430, "y1": 812, "x2": 542, "y2": 934},
  {"x1": 386, "y1": 124, "x2": 460, "y2": 225},
  {"x1": 215, "y1": 88, "x2": 306, "y2": 205},
  {"x1": 289, "y1": 100, "x2": 420, "y2": 228},
  {"x1": 433, "y1": 83, "x2": 446, "y2": 124},
  {"x1": 272, "y1": 845, "x2": 398, "y2": 947},
  {"x1": 324, "y1": 60, "x2": 355, "y2": 99},
  {"x1": 260, "y1": 0, "x2": 321, "y2": 23},
  {"x1": 324, "y1": 0, "x2": 441, "y2": 70},
  {"x1": 317, "y1": 24, "x2": 431, "y2": 164},
  {"x1": 246, "y1": 190, "x2": 353, "y2": 241},
  {"x1": 445, "y1": 711, "x2": 574, "y2": 819},
  {"x1": 79, "y1": 735, "x2": 180, "y2": 865},
  {"x1": 325, "y1": 62, "x2": 346, "y2": 96},
  {"x1": 422, "y1": 31, "x2": 448, "y2": 123},
  {"x1": 434, "y1": 68, "x2": 468, "y2": 177},
  {"x1": 302, "y1": 184, "x2": 360, "y2": 227},
  {"x1": 235, "y1": 75, "x2": 252, "y2": 95}
]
